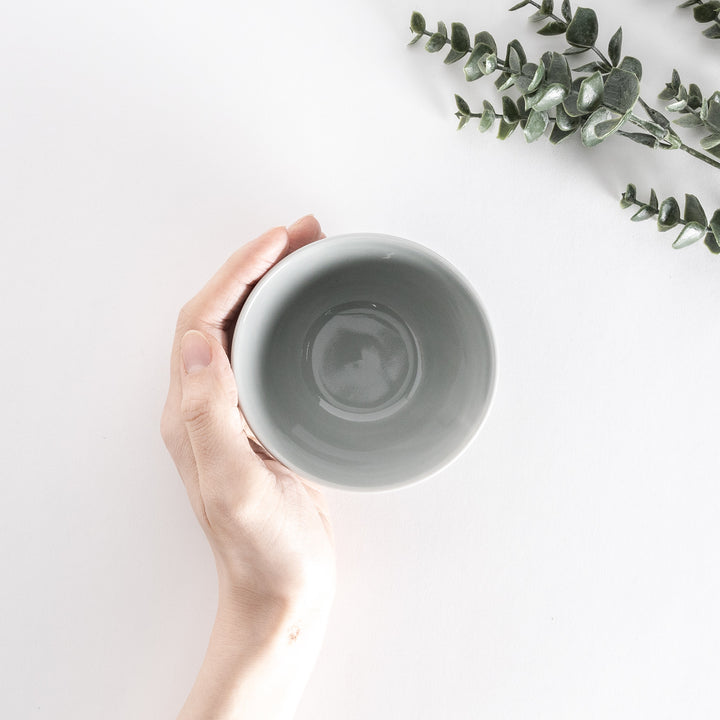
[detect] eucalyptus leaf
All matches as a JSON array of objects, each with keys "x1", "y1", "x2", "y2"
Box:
[
  {"x1": 616, "y1": 130, "x2": 659, "y2": 148},
  {"x1": 608, "y1": 27, "x2": 622, "y2": 66},
  {"x1": 572, "y1": 61, "x2": 605, "y2": 73},
  {"x1": 508, "y1": 45, "x2": 522, "y2": 74},
  {"x1": 456, "y1": 113, "x2": 471, "y2": 130},
  {"x1": 507, "y1": 39, "x2": 527, "y2": 68},
  {"x1": 527, "y1": 61, "x2": 546, "y2": 93},
  {"x1": 657, "y1": 197, "x2": 681, "y2": 231},
  {"x1": 648, "y1": 188, "x2": 658, "y2": 211},
  {"x1": 618, "y1": 56, "x2": 642, "y2": 81},
  {"x1": 705, "y1": 230, "x2": 720, "y2": 254},
  {"x1": 684, "y1": 193, "x2": 707, "y2": 226},
  {"x1": 706, "y1": 100, "x2": 720, "y2": 132},
  {"x1": 425, "y1": 33, "x2": 447, "y2": 52},
  {"x1": 673, "y1": 221, "x2": 706, "y2": 248},
  {"x1": 637, "y1": 97, "x2": 670, "y2": 129},
  {"x1": 704, "y1": 21, "x2": 720, "y2": 38},
  {"x1": 502, "y1": 95, "x2": 520, "y2": 123},
  {"x1": 527, "y1": 83, "x2": 568, "y2": 112},
  {"x1": 577, "y1": 71, "x2": 603, "y2": 112},
  {"x1": 508, "y1": 0, "x2": 531, "y2": 9},
  {"x1": 708, "y1": 209, "x2": 720, "y2": 252},
  {"x1": 538, "y1": 20, "x2": 568, "y2": 35},
  {"x1": 546, "y1": 51, "x2": 572, "y2": 92},
  {"x1": 562, "y1": 91, "x2": 585, "y2": 117},
  {"x1": 700, "y1": 133, "x2": 720, "y2": 149},
  {"x1": 561, "y1": 0, "x2": 572, "y2": 23},
  {"x1": 463, "y1": 45, "x2": 486, "y2": 81},
  {"x1": 494, "y1": 71, "x2": 511, "y2": 90},
  {"x1": 478, "y1": 108, "x2": 496, "y2": 132},
  {"x1": 407, "y1": 33, "x2": 424, "y2": 46},
  {"x1": 524, "y1": 108, "x2": 550, "y2": 141},
  {"x1": 563, "y1": 46, "x2": 588, "y2": 55},
  {"x1": 555, "y1": 102, "x2": 581, "y2": 131},
  {"x1": 631, "y1": 204, "x2": 656, "y2": 222},
  {"x1": 455, "y1": 94, "x2": 471, "y2": 115},
  {"x1": 672, "y1": 112, "x2": 703, "y2": 127},
  {"x1": 410, "y1": 11, "x2": 426, "y2": 34},
  {"x1": 565, "y1": 7, "x2": 599, "y2": 48},
  {"x1": 694, "y1": 3, "x2": 720, "y2": 22},
  {"x1": 602, "y1": 67, "x2": 640, "y2": 114},
  {"x1": 474, "y1": 31, "x2": 497, "y2": 54},
  {"x1": 619, "y1": 183, "x2": 636, "y2": 208},
  {"x1": 549, "y1": 124, "x2": 577, "y2": 143},
  {"x1": 444, "y1": 48, "x2": 466, "y2": 64},
  {"x1": 581, "y1": 107, "x2": 625, "y2": 146},
  {"x1": 497, "y1": 118, "x2": 519, "y2": 139},
  {"x1": 450, "y1": 22, "x2": 471, "y2": 52}
]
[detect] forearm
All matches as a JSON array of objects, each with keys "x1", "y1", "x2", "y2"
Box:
[{"x1": 177, "y1": 590, "x2": 331, "y2": 720}]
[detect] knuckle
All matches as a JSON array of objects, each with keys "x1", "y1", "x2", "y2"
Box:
[{"x1": 180, "y1": 388, "x2": 213, "y2": 429}]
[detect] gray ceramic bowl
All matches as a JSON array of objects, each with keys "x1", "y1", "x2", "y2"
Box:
[{"x1": 230, "y1": 233, "x2": 495, "y2": 492}]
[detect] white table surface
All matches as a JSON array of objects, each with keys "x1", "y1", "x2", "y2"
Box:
[{"x1": 2, "y1": 0, "x2": 719, "y2": 717}]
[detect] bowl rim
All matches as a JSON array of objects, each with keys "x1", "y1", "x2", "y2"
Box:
[{"x1": 230, "y1": 232, "x2": 497, "y2": 493}]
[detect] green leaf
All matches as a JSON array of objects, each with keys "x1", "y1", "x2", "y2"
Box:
[
  {"x1": 688, "y1": 83, "x2": 703, "y2": 109},
  {"x1": 673, "y1": 222, "x2": 706, "y2": 249},
  {"x1": 502, "y1": 95, "x2": 520, "y2": 123},
  {"x1": 637, "y1": 97, "x2": 670, "y2": 129},
  {"x1": 562, "y1": 91, "x2": 584, "y2": 117},
  {"x1": 671, "y1": 69, "x2": 681, "y2": 92},
  {"x1": 451, "y1": 22, "x2": 471, "y2": 52},
  {"x1": 694, "y1": 3, "x2": 720, "y2": 22},
  {"x1": 455, "y1": 94, "x2": 471, "y2": 115},
  {"x1": 506, "y1": 39, "x2": 527, "y2": 68},
  {"x1": 618, "y1": 56, "x2": 642, "y2": 81},
  {"x1": 631, "y1": 205, "x2": 656, "y2": 222},
  {"x1": 617, "y1": 130, "x2": 659, "y2": 148},
  {"x1": 648, "y1": 188, "x2": 658, "y2": 211},
  {"x1": 456, "y1": 113, "x2": 471, "y2": 130},
  {"x1": 701, "y1": 133, "x2": 720, "y2": 149},
  {"x1": 546, "y1": 51, "x2": 572, "y2": 92},
  {"x1": 549, "y1": 124, "x2": 577, "y2": 143},
  {"x1": 673, "y1": 113, "x2": 704, "y2": 128},
  {"x1": 494, "y1": 71, "x2": 511, "y2": 89},
  {"x1": 538, "y1": 20, "x2": 568, "y2": 35},
  {"x1": 581, "y1": 107, "x2": 624, "y2": 146},
  {"x1": 524, "y1": 108, "x2": 550, "y2": 141},
  {"x1": 573, "y1": 60, "x2": 605, "y2": 73},
  {"x1": 555, "y1": 102, "x2": 581, "y2": 131},
  {"x1": 425, "y1": 33, "x2": 446, "y2": 52},
  {"x1": 706, "y1": 100, "x2": 720, "y2": 132},
  {"x1": 678, "y1": 0, "x2": 697, "y2": 6},
  {"x1": 474, "y1": 31, "x2": 497, "y2": 54},
  {"x1": 707, "y1": 209, "x2": 720, "y2": 252},
  {"x1": 508, "y1": 45, "x2": 522, "y2": 74},
  {"x1": 566, "y1": 7, "x2": 599, "y2": 47},
  {"x1": 620, "y1": 183, "x2": 636, "y2": 208},
  {"x1": 608, "y1": 27, "x2": 622, "y2": 66},
  {"x1": 577, "y1": 71, "x2": 604, "y2": 111},
  {"x1": 541, "y1": 0, "x2": 555, "y2": 13},
  {"x1": 657, "y1": 197, "x2": 681, "y2": 231},
  {"x1": 705, "y1": 231, "x2": 720, "y2": 254},
  {"x1": 444, "y1": 48, "x2": 466, "y2": 64},
  {"x1": 410, "y1": 11, "x2": 426, "y2": 34},
  {"x1": 478, "y1": 107, "x2": 496, "y2": 132},
  {"x1": 703, "y1": 21, "x2": 720, "y2": 38},
  {"x1": 602, "y1": 67, "x2": 640, "y2": 114},
  {"x1": 528, "y1": 60, "x2": 546, "y2": 93},
  {"x1": 407, "y1": 33, "x2": 424, "y2": 46},
  {"x1": 563, "y1": 45, "x2": 588, "y2": 55},
  {"x1": 497, "y1": 118, "x2": 518, "y2": 139},
  {"x1": 684, "y1": 194, "x2": 707, "y2": 226},
  {"x1": 527, "y1": 83, "x2": 568, "y2": 112},
  {"x1": 509, "y1": 0, "x2": 531, "y2": 10},
  {"x1": 561, "y1": 0, "x2": 572, "y2": 23},
  {"x1": 464, "y1": 45, "x2": 486, "y2": 81}
]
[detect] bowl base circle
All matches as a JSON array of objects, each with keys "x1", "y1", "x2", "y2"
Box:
[{"x1": 301, "y1": 300, "x2": 421, "y2": 423}]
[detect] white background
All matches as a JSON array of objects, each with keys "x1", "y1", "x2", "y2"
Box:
[{"x1": 2, "y1": 0, "x2": 719, "y2": 718}]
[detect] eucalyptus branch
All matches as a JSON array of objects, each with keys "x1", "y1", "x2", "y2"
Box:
[
  {"x1": 678, "y1": 0, "x2": 720, "y2": 39},
  {"x1": 620, "y1": 184, "x2": 720, "y2": 253},
  {"x1": 407, "y1": 1, "x2": 720, "y2": 253}
]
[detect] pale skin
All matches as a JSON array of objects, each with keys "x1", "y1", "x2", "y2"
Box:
[{"x1": 160, "y1": 215, "x2": 336, "y2": 719}]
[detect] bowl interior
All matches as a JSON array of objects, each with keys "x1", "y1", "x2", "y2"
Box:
[{"x1": 231, "y1": 234, "x2": 494, "y2": 491}]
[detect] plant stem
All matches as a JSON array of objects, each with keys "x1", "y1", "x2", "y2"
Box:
[
  {"x1": 626, "y1": 115, "x2": 720, "y2": 170},
  {"x1": 625, "y1": 197, "x2": 688, "y2": 225}
]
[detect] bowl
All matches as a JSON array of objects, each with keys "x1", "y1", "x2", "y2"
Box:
[{"x1": 230, "y1": 233, "x2": 496, "y2": 492}]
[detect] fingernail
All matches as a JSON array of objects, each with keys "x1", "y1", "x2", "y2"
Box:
[
  {"x1": 182, "y1": 331, "x2": 212, "y2": 374},
  {"x1": 288, "y1": 214, "x2": 314, "y2": 231}
]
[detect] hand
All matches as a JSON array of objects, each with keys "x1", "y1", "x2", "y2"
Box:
[{"x1": 161, "y1": 216, "x2": 336, "y2": 719}]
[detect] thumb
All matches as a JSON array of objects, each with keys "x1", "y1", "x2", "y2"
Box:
[{"x1": 179, "y1": 329, "x2": 272, "y2": 503}]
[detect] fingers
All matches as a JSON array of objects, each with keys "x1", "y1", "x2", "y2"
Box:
[
  {"x1": 179, "y1": 330, "x2": 273, "y2": 510},
  {"x1": 287, "y1": 214, "x2": 325, "y2": 253}
]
